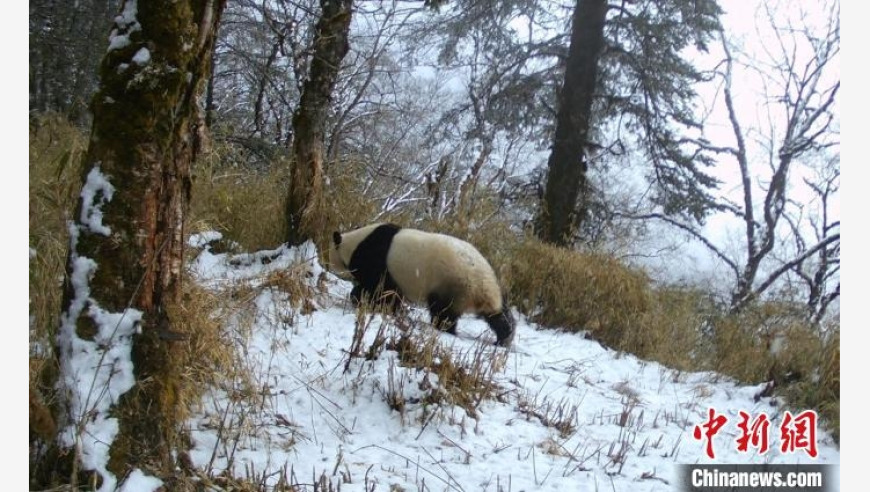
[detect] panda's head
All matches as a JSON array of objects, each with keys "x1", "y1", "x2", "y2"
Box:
[
  {"x1": 327, "y1": 223, "x2": 391, "y2": 281},
  {"x1": 328, "y1": 230, "x2": 354, "y2": 281}
]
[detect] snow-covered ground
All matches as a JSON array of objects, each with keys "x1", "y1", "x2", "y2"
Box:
[{"x1": 184, "y1": 234, "x2": 840, "y2": 491}]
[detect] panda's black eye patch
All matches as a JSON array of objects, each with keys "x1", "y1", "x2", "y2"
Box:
[{"x1": 333, "y1": 231, "x2": 342, "y2": 245}]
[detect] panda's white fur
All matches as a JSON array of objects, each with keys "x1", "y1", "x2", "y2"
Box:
[
  {"x1": 328, "y1": 223, "x2": 383, "y2": 281},
  {"x1": 328, "y1": 223, "x2": 514, "y2": 346}
]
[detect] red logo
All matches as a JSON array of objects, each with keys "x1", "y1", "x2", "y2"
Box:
[
  {"x1": 780, "y1": 410, "x2": 819, "y2": 458},
  {"x1": 736, "y1": 410, "x2": 771, "y2": 454},
  {"x1": 692, "y1": 408, "x2": 818, "y2": 459},
  {"x1": 693, "y1": 408, "x2": 728, "y2": 459}
]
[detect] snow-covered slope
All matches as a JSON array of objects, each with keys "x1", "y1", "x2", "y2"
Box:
[{"x1": 186, "y1": 235, "x2": 840, "y2": 491}]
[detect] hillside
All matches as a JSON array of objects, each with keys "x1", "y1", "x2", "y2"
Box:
[{"x1": 182, "y1": 233, "x2": 840, "y2": 491}]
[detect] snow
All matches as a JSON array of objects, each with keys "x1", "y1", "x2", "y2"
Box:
[
  {"x1": 118, "y1": 469, "x2": 163, "y2": 492},
  {"x1": 183, "y1": 237, "x2": 840, "y2": 491},
  {"x1": 78, "y1": 166, "x2": 115, "y2": 236},
  {"x1": 114, "y1": 0, "x2": 139, "y2": 30},
  {"x1": 188, "y1": 230, "x2": 224, "y2": 248},
  {"x1": 107, "y1": 0, "x2": 141, "y2": 53},
  {"x1": 55, "y1": 165, "x2": 146, "y2": 492},
  {"x1": 132, "y1": 48, "x2": 151, "y2": 66},
  {"x1": 107, "y1": 33, "x2": 133, "y2": 53}
]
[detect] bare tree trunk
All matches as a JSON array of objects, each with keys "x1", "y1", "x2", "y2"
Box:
[
  {"x1": 718, "y1": 15, "x2": 840, "y2": 313},
  {"x1": 798, "y1": 164, "x2": 840, "y2": 324},
  {"x1": 444, "y1": 138, "x2": 492, "y2": 229},
  {"x1": 536, "y1": 0, "x2": 607, "y2": 246},
  {"x1": 626, "y1": 6, "x2": 839, "y2": 319},
  {"x1": 47, "y1": 0, "x2": 225, "y2": 487},
  {"x1": 286, "y1": 0, "x2": 354, "y2": 246}
]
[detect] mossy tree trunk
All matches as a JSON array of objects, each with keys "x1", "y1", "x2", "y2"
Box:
[
  {"x1": 536, "y1": 0, "x2": 607, "y2": 246},
  {"x1": 50, "y1": 0, "x2": 225, "y2": 485},
  {"x1": 286, "y1": 0, "x2": 354, "y2": 246}
]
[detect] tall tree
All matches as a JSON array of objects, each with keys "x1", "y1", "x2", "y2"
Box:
[
  {"x1": 436, "y1": 0, "x2": 723, "y2": 246},
  {"x1": 715, "y1": 3, "x2": 840, "y2": 314},
  {"x1": 719, "y1": 19, "x2": 839, "y2": 313},
  {"x1": 47, "y1": 0, "x2": 226, "y2": 487},
  {"x1": 537, "y1": 0, "x2": 607, "y2": 245},
  {"x1": 633, "y1": 0, "x2": 840, "y2": 316},
  {"x1": 286, "y1": 0, "x2": 354, "y2": 245}
]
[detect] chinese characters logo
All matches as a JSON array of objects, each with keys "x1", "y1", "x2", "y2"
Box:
[{"x1": 692, "y1": 408, "x2": 818, "y2": 459}]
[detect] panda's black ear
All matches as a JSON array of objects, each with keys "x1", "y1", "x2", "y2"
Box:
[{"x1": 332, "y1": 231, "x2": 342, "y2": 246}]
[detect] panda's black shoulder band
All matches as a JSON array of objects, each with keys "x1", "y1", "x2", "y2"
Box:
[
  {"x1": 378, "y1": 223, "x2": 402, "y2": 233},
  {"x1": 348, "y1": 223, "x2": 404, "y2": 300}
]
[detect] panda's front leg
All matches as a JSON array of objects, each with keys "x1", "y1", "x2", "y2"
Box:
[
  {"x1": 435, "y1": 314, "x2": 459, "y2": 335},
  {"x1": 350, "y1": 284, "x2": 364, "y2": 306},
  {"x1": 427, "y1": 294, "x2": 459, "y2": 335}
]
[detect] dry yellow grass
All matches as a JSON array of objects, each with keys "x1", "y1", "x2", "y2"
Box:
[
  {"x1": 504, "y1": 238, "x2": 651, "y2": 349},
  {"x1": 29, "y1": 115, "x2": 87, "y2": 345},
  {"x1": 29, "y1": 115, "x2": 88, "y2": 459},
  {"x1": 189, "y1": 159, "x2": 289, "y2": 253},
  {"x1": 632, "y1": 285, "x2": 718, "y2": 370}
]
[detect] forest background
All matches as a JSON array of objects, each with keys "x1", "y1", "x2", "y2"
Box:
[{"x1": 20, "y1": 0, "x2": 858, "y2": 489}]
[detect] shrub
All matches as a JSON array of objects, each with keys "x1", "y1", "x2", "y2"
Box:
[
  {"x1": 29, "y1": 115, "x2": 87, "y2": 348},
  {"x1": 504, "y1": 238, "x2": 651, "y2": 349},
  {"x1": 189, "y1": 157, "x2": 289, "y2": 253},
  {"x1": 707, "y1": 302, "x2": 839, "y2": 442},
  {"x1": 633, "y1": 284, "x2": 720, "y2": 370},
  {"x1": 29, "y1": 115, "x2": 87, "y2": 460}
]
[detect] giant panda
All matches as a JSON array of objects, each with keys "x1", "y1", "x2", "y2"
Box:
[{"x1": 328, "y1": 223, "x2": 515, "y2": 347}]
